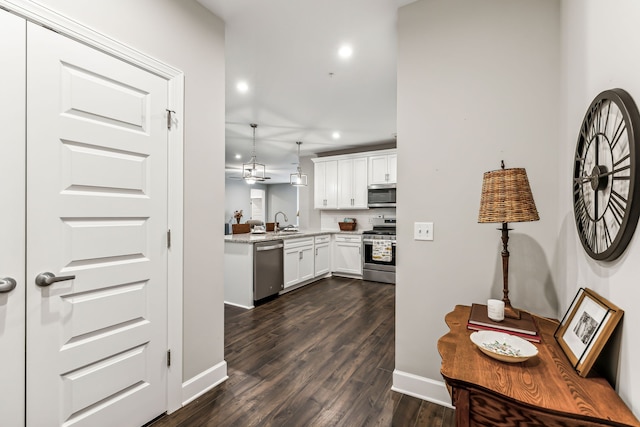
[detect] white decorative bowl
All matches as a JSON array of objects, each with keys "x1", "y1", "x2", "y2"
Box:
[{"x1": 470, "y1": 331, "x2": 538, "y2": 363}]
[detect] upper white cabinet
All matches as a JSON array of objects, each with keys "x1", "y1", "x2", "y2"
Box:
[
  {"x1": 313, "y1": 159, "x2": 338, "y2": 209},
  {"x1": 313, "y1": 149, "x2": 396, "y2": 210},
  {"x1": 368, "y1": 151, "x2": 397, "y2": 184},
  {"x1": 337, "y1": 157, "x2": 368, "y2": 209}
]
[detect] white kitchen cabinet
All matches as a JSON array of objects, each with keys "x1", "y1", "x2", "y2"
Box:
[
  {"x1": 368, "y1": 151, "x2": 397, "y2": 184},
  {"x1": 337, "y1": 157, "x2": 368, "y2": 209},
  {"x1": 314, "y1": 235, "x2": 331, "y2": 277},
  {"x1": 314, "y1": 159, "x2": 338, "y2": 209},
  {"x1": 284, "y1": 237, "x2": 315, "y2": 288},
  {"x1": 332, "y1": 234, "x2": 363, "y2": 276}
]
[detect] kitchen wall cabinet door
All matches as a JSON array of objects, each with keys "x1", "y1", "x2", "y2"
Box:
[
  {"x1": 314, "y1": 160, "x2": 338, "y2": 209},
  {"x1": 0, "y1": 10, "x2": 26, "y2": 427},
  {"x1": 333, "y1": 235, "x2": 362, "y2": 276},
  {"x1": 368, "y1": 152, "x2": 397, "y2": 184},
  {"x1": 337, "y1": 157, "x2": 368, "y2": 209}
]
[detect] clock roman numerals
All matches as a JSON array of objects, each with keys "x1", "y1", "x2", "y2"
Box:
[{"x1": 573, "y1": 89, "x2": 640, "y2": 261}]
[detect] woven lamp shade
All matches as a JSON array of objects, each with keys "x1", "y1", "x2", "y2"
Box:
[{"x1": 478, "y1": 168, "x2": 539, "y2": 223}]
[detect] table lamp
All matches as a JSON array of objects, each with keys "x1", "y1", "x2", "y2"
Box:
[{"x1": 478, "y1": 161, "x2": 539, "y2": 319}]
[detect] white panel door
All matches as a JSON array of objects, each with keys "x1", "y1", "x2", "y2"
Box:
[
  {"x1": 26, "y1": 23, "x2": 169, "y2": 427},
  {"x1": 0, "y1": 9, "x2": 26, "y2": 427}
]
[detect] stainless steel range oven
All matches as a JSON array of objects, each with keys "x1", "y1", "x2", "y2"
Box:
[{"x1": 362, "y1": 217, "x2": 396, "y2": 284}]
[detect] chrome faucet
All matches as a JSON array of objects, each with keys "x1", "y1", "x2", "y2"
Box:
[{"x1": 274, "y1": 211, "x2": 288, "y2": 232}]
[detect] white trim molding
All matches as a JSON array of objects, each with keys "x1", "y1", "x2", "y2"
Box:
[
  {"x1": 392, "y1": 369, "x2": 454, "y2": 409},
  {"x1": 182, "y1": 361, "x2": 229, "y2": 407},
  {"x1": 0, "y1": 0, "x2": 181, "y2": 78}
]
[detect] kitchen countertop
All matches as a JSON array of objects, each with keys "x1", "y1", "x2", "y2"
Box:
[{"x1": 224, "y1": 229, "x2": 362, "y2": 244}]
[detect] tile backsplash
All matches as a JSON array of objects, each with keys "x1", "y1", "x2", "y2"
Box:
[{"x1": 320, "y1": 208, "x2": 396, "y2": 231}]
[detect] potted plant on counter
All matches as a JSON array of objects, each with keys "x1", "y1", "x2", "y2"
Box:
[{"x1": 233, "y1": 210, "x2": 243, "y2": 224}]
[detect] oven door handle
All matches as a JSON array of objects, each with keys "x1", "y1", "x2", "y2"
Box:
[{"x1": 363, "y1": 239, "x2": 396, "y2": 245}]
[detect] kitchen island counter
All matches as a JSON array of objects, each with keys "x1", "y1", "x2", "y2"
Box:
[
  {"x1": 224, "y1": 229, "x2": 361, "y2": 244},
  {"x1": 224, "y1": 229, "x2": 363, "y2": 308}
]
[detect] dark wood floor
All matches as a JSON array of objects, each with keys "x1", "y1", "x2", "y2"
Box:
[{"x1": 151, "y1": 277, "x2": 455, "y2": 426}]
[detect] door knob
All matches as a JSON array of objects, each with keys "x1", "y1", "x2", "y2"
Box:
[
  {"x1": 35, "y1": 272, "x2": 76, "y2": 287},
  {"x1": 0, "y1": 277, "x2": 17, "y2": 293}
]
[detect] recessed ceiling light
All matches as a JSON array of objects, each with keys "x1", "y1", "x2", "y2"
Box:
[
  {"x1": 235, "y1": 154, "x2": 242, "y2": 159},
  {"x1": 236, "y1": 81, "x2": 249, "y2": 93},
  {"x1": 338, "y1": 45, "x2": 353, "y2": 59},
  {"x1": 332, "y1": 132, "x2": 341, "y2": 139}
]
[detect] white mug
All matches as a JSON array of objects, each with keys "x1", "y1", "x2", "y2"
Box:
[{"x1": 487, "y1": 299, "x2": 505, "y2": 322}]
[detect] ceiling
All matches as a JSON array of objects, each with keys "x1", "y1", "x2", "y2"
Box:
[{"x1": 197, "y1": 0, "x2": 413, "y2": 183}]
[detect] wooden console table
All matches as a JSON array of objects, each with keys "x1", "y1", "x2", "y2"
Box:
[{"x1": 438, "y1": 305, "x2": 640, "y2": 427}]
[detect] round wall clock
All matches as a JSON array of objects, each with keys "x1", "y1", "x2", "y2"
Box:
[{"x1": 573, "y1": 88, "x2": 640, "y2": 261}]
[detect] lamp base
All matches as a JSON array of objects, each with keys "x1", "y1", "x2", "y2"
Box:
[{"x1": 504, "y1": 304, "x2": 521, "y2": 320}]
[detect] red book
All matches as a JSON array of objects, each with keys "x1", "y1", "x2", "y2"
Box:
[
  {"x1": 466, "y1": 322, "x2": 542, "y2": 343},
  {"x1": 468, "y1": 303, "x2": 539, "y2": 335}
]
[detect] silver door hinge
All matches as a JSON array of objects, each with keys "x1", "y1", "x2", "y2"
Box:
[
  {"x1": 167, "y1": 229, "x2": 171, "y2": 249},
  {"x1": 166, "y1": 109, "x2": 176, "y2": 130},
  {"x1": 167, "y1": 349, "x2": 171, "y2": 367}
]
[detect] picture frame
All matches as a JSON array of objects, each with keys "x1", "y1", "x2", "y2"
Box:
[{"x1": 554, "y1": 288, "x2": 623, "y2": 377}]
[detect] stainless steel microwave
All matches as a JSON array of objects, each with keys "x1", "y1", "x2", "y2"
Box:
[{"x1": 367, "y1": 183, "x2": 396, "y2": 208}]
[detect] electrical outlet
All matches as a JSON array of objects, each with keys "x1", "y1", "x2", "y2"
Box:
[{"x1": 414, "y1": 222, "x2": 434, "y2": 241}]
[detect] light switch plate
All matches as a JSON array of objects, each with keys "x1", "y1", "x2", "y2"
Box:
[{"x1": 414, "y1": 222, "x2": 434, "y2": 241}]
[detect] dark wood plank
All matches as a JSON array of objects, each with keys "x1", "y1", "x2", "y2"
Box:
[{"x1": 151, "y1": 277, "x2": 455, "y2": 426}]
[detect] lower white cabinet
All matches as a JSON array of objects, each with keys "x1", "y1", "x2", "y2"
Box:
[
  {"x1": 314, "y1": 235, "x2": 331, "y2": 277},
  {"x1": 333, "y1": 234, "x2": 363, "y2": 276},
  {"x1": 284, "y1": 237, "x2": 315, "y2": 288}
]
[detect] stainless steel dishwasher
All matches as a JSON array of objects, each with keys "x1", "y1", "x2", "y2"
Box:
[{"x1": 253, "y1": 240, "x2": 284, "y2": 303}]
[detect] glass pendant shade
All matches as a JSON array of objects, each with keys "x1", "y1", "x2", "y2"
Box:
[
  {"x1": 290, "y1": 141, "x2": 308, "y2": 187},
  {"x1": 243, "y1": 123, "x2": 270, "y2": 184}
]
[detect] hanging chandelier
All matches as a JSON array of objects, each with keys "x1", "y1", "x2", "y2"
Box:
[
  {"x1": 290, "y1": 141, "x2": 308, "y2": 187},
  {"x1": 243, "y1": 123, "x2": 270, "y2": 184}
]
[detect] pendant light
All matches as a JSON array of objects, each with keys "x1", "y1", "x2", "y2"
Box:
[
  {"x1": 243, "y1": 123, "x2": 270, "y2": 184},
  {"x1": 290, "y1": 141, "x2": 308, "y2": 187}
]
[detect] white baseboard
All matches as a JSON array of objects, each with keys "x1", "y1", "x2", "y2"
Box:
[
  {"x1": 391, "y1": 369, "x2": 454, "y2": 409},
  {"x1": 181, "y1": 360, "x2": 228, "y2": 407},
  {"x1": 224, "y1": 300, "x2": 254, "y2": 310}
]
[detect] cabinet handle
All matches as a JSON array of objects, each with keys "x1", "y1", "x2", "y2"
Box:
[
  {"x1": 0, "y1": 277, "x2": 17, "y2": 293},
  {"x1": 315, "y1": 248, "x2": 318, "y2": 256},
  {"x1": 299, "y1": 251, "x2": 303, "y2": 260},
  {"x1": 385, "y1": 173, "x2": 389, "y2": 181}
]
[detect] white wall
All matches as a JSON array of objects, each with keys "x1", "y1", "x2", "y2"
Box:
[
  {"x1": 225, "y1": 179, "x2": 267, "y2": 224},
  {"x1": 298, "y1": 156, "x2": 320, "y2": 230},
  {"x1": 267, "y1": 183, "x2": 298, "y2": 225},
  {"x1": 34, "y1": 0, "x2": 226, "y2": 383},
  {"x1": 560, "y1": 0, "x2": 640, "y2": 413},
  {"x1": 396, "y1": 0, "x2": 561, "y2": 402}
]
